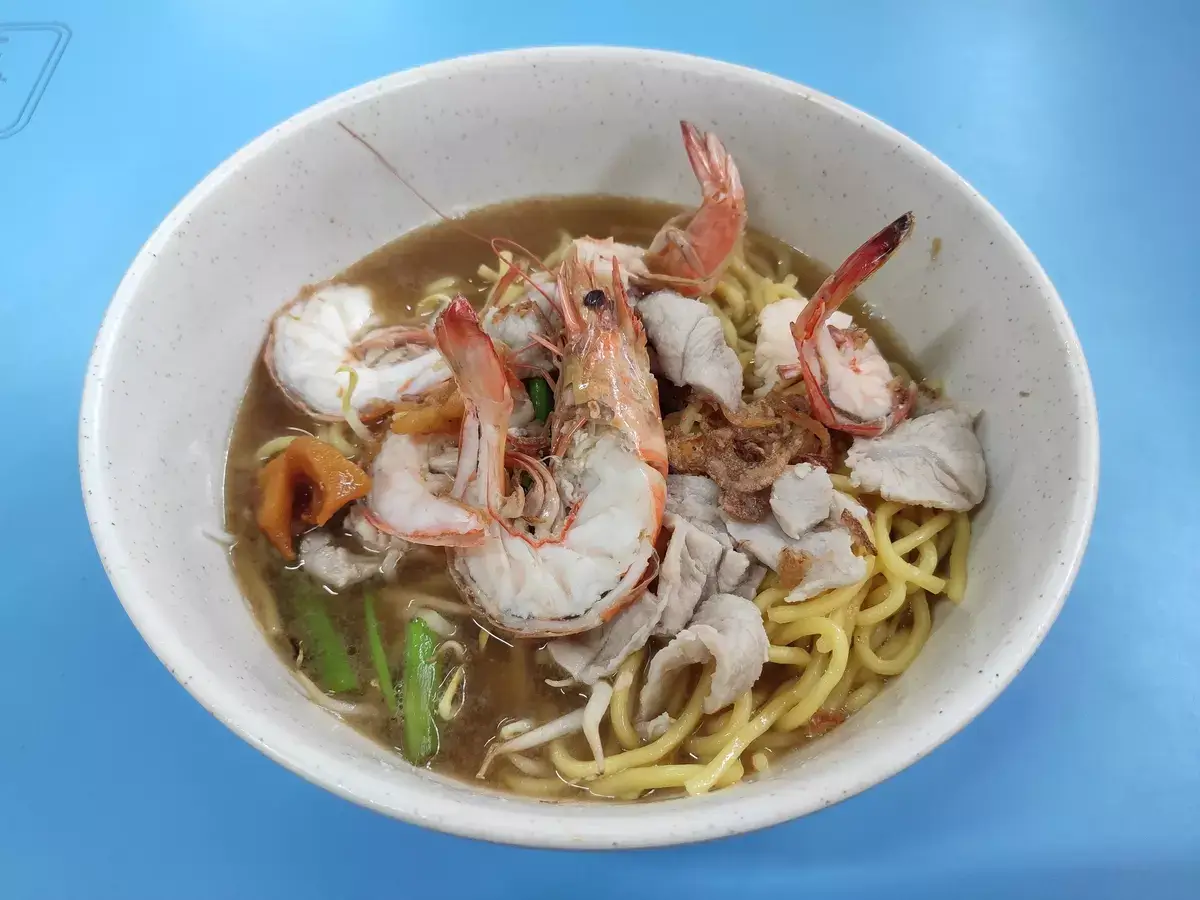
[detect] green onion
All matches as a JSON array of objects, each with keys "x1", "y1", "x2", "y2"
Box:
[
  {"x1": 402, "y1": 616, "x2": 441, "y2": 764},
  {"x1": 290, "y1": 577, "x2": 359, "y2": 693},
  {"x1": 525, "y1": 377, "x2": 552, "y2": 422},
  {"x1": 364, "y1": 592, "x2": 397, "y2": 715}
]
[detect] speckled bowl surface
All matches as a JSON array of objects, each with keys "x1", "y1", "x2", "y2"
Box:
[{"x1": 80, "y1": 47, "x2": 1098, "y2": 848}]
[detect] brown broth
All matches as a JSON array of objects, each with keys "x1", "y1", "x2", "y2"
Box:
[{"x1": 224, "y1": 194, "x2": 918, "y2": 797}]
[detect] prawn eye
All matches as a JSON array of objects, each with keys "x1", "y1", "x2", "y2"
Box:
[{"x1": 583, "y1": 289, "x2": 607, "y2": 309}]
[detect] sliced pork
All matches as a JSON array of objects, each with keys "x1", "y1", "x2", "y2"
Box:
[
  {"x1": 639, "y1": 593, "x2": 769, "y2": 718},
  {"x1": 846, "y1": 408, "x2": 986, "y2": 511},
  {"x1": 639, "y1": 290, "x2": 744, "y2": 410},
  {"x1": 547, "y1": 590, "x2": 668, "y2": 685},
  {"x1": 770, "y1": 462, "x2": 835, "y2": 539}
]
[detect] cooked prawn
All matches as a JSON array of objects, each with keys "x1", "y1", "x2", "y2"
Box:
[
  {"x1": 435, "y1": 248, "x2": 666, "y2": 637},
  {"x1": 643, "y1": 122, "x2": 746, "y2": 296},
  {"x1": 266, "y1": 282, "x2": 451, "y2": 420},
  {"x1": 784, "y1": 212, "x2": 917, "y2": 437}
]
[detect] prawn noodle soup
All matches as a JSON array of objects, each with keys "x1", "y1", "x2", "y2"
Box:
[{"x1": 225, "y1": 123, "x2": 987, "y2": 801}]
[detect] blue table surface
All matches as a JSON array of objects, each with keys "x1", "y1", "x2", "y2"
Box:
[{"x1": 3, "y1": 1, "x2": 1198, "y2": 897}]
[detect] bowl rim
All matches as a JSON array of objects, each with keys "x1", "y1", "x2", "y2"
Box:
[{"x1": 79, "y1": 45, "x2": 1099, "y2": 848}]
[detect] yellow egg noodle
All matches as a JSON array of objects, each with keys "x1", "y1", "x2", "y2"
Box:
[{"x1": 410, "y1": 236, "x2": 972, "y2": 799}]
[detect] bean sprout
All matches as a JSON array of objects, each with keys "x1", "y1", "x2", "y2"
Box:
[
  {"x1": 437, "y1": 665, "x2": 466, "y2": 720},
  {"x1": 254, "y1": 435, "x2": 298, "y2": 460},
  {"x1": 416, "y1": 609, "x2": 457, "y2": 638},
  {"x1": 477, "y1": 709, "x2": 586, "y2": 778},
  {"x1": 583, "y1": 681, "x2": 615, "y2": 773},
  {"x1": 381, "y1": 548, "x2": 403, "y2": 579},
  {"x1": 293, "y1": 671, "x2": 382, "y2": 721},
  {"x1": 436, "y1": 640, "x2": 467, "y2": 663},
  {"x1": 335, "y1": 366, "x2": 375, "y2": 443},
  {"x1": 316, "y1": 422, "x2": 358, "y2": 458},
  {"x1": 498, "y1": 719, "x2": 534, "y2": 741}
]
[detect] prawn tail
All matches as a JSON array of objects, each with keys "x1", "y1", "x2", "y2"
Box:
[
  {"x1": 809, "y1": 211, "x2": 915, "y2": 319},
  {"x1": 680, "y1": 120, "x2": 744, "y2": 208}
]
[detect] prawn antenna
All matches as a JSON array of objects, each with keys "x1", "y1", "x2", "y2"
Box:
[
  {"x1": 337, "y1": 121, "x2": 492, "y2": 246},
  {"x1": 338, "y1": 121, "x2": 561, "y2": 313}
]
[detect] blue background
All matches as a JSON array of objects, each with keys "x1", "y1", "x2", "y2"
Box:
[{"x1": 2, "y1": 1, "x2": 1197, "y2": 897}]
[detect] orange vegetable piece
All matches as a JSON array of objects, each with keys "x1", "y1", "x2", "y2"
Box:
[
  {"x1": 389, "y1": 383, "x2": 465, "y2": 435},
  {"x1": 256, "y1": 436, "x2": 371, "y2": 559}
]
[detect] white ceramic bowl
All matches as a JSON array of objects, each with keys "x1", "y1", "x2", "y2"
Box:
[{"x1": 80, "y1": 47, "x2": 1098, "y2": 848}]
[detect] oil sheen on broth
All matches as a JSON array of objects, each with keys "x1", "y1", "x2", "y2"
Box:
[{"x1": 225, "y1": 195, "x2": 921, "y2": 796}]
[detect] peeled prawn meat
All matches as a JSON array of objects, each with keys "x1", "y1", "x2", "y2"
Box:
[
  {"x1": 266, "y1": 282, "x2": 451, "y2": 419},
  {"x1": 638, "y1": 290, "x2": 744, "y2": 409},
  {"x1": 639, "y1": 593, "x2": 768, "y2": 718},
  {"x1": 817, "y1": 314, "x2": 896, "y2": 423},
  {"x1": 452, "y1": 424, "x2": 662, "y2": 634},
  {"x1": 753, "y1": 298, "x2": 808, "y2": 395},
  {"x1": 846, "y1": 407, "x2": 986, "y2": 511}
]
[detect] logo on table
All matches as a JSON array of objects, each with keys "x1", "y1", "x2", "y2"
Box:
[{"x1": 0, "y1": 22, "x2": 70, "y2": 139}]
